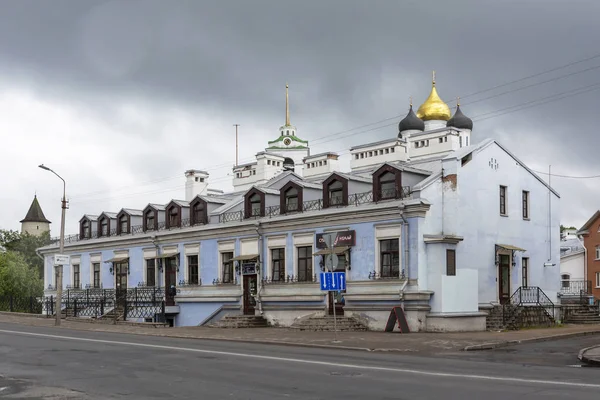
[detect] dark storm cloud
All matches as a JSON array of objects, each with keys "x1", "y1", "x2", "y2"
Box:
[{"x1": 1, "y1": 0, "x2": 600, "y2": 227}]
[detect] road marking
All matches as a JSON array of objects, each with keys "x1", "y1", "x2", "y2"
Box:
[{"x1": 0, "y1": 328, "x2": 598, "y2": 389}]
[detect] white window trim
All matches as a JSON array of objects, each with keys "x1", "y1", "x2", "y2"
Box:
[
  {"x1": 218, "y1": 240, "x2": 235, "y2": 283},
  {"x1": 184, "y1": 244, "x2": 200, "y2": 283},
  {"x1": 69, "y1": 255, "x2": 81, "y2": 288},
  {"x1": 596, "y1": 246, "x2": 600, "y2": 260},
  {"x1": 596, "y1": 272, "x2": 600, "y2": 288},
  {"x1": 292, "y1": 233, "x2": 314, "y2": 278},
  {"x1": 522, "y1": 190, "x2": 530, "y2": 220},
  {"x1": 374, "y1": 225, "x2": 402, "y2": 278}
]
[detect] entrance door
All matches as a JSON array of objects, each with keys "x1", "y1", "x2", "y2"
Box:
[
  {"x1": 115, "y1": 262, "x2": 128, "y2": 308},
  {"x1": 165, "y1": 256, "x2": 177, "y2": 306},
  {"x1": 498, "y1": 254, "x2": 511, "y2": 304},
  {"x1": 243, "y1": 274, "x2": 257, "y2": 315}
]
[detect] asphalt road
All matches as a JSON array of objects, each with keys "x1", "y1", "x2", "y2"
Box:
[{"x1": 0, "y1": 322, "x2": 599, "y2": 399}]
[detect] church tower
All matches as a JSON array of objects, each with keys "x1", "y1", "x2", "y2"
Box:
[
  {"x1": 265, "y1": 84, "x2": 310, "y2": 176},
  {"x1": 416, "y1": 71, "x2": 452, "y2": 131},
  {"x1": 20, "y1": 195, "x2": 51, "y2": 236}
]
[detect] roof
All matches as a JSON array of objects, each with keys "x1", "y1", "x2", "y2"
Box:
[
  {"x1": 145, "y1": 203, "x2": 166, "y2": 211},
  {"x1": 304, "y1": 151, "x2": 339, "y2": 160},
  {"x1": 169, "y1": 199, "x2": 190, "y2": 208},
  {"x1": 98, "y1": 212, "x2": 118, "y2": 219},
  {"x1": 120, "y1": 208, "x2": 143, "y2": 217},
  {"x1": 79, "y1": 214, "x2": 98, "y2": 222},
  {"x1": 577, "y1": 210, "x2": 600, "y2": 235},
  {"x1": 191, "y1": 195, "x2": 228, "y2": 205},
  {"x1": 334, "y1": 172, "x2": 372, "y2": 184},
  {"x1": 350, "y1": 137, "x2": 399, "y2": 151},
  {"x1": 20, "y1": 195, "x2": 51, "y2": 223}
]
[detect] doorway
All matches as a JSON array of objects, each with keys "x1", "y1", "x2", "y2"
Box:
[
  {"x1": 115, "y1": 262, "x2": 128, "y2": 308},
  {"x1": 243, "y1": 274, "x2": 257, "y2": 315},
  {"x1": 164, "y1": 256, "x2": 177, "y2": 306},
  {"x1": 498, "y1": 254, "x2": 511, "y2": 304}
]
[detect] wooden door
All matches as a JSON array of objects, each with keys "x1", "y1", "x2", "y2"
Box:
[
  {"x1": 499, "y1": 254, "x2": 511, "y2": 304},
  {"x1": 243, "y1": 274, "x2": 257, "y2": 315},
  {"x1": 165, "y1": 257, "x2": 177, "y2": 306},
  {"x1": 115, "y1": 262, "x2": 128, "y2": 308}
]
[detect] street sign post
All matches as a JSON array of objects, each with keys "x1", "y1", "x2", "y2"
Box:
[
  {"x1": 319, "y1": 231, "x2": 345, "y2": 343},
  {"x1": 319, "y1": 272, "x2": 346, "y2": 291}
]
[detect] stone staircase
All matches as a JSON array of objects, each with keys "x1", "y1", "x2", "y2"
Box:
[
  {"x1": 563, "y1": 305, "x2": 600, "y2": 324},
  {"x1": 290, "y1": 315, "x2": 368, "y2": 331},
  {"x1": 486, "y1": 305, "x2": 521, "y2": 331},
  {"x1": 98, "y1": 307, "x2": 124, "y2": 321},
  {"x1": 209, "y1": 315, "x2": 269, "y2": 328}
]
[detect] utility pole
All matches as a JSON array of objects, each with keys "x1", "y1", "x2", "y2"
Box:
[
  {"x1": 233, "y1": 124, "x2": 240, "y2": 166},
  {"x1": 39, "y1": 164, "x2": 67, "y2": 326}
]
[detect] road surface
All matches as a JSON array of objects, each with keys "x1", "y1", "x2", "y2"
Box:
[{"x1": 0, "y1": 322, "x2": 598, "y2": 399}]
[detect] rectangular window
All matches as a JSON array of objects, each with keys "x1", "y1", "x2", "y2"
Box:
[
  {"x1": 188, "y1": 255, "x2": 199, "y2": 285},
  {"x1": 146, "y1": 259, "x2": 156, "y2": 287},
  {"x1": 271, "y1": 248, "x2": 285, "y2": 281},
  {"x1": 380, "y1": 239, "x2": 400, "y2": 278},
  {"x1": 297, "y1": 246, "x2": 313, "y2": 282},
  {"x1": 499, "y1": 185, "x2": 507, "y2": 215},
  {"x1": 222, "y1": 252, "x2": 234, "y2": 283},
  {"x1": 596, "y1": 246, "x2": 600, "y2": 260},
  {"x1": 561, "y1": 274, "x2": 570, "y2": 289},
  {"x1": 146, "y1": 215, "x2": 155, "y2": 231},
  {"x1": 73, "y1": 264, "x2": 80, "y2": 288},
  {"x1": 446, "y1": 249, "x2": 456, "y2": 276},
  {"x1": 459, "y1": 136, "x2": 463, "y2": 147},
  {"x1": 522, "y1": 257, "x2": 529, "y2": 287},
  {"x1": 596, "y1": 272, "x2": 600, "y2": 288},
  {"x1": 120, "y1": 218, "x2": 128, "y2": 233},
  {"x1": 522, "y1": 190, "x2": 529, "y2": 219},
  {"x1": 93, "y1": 263, "x2": 101, "y2": 288}
]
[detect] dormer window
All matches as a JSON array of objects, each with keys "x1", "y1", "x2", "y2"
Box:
[
  {"x1": 250, "y1": 194, "x2": 261, "y2": 216},
  {"x1": 373, "y1": 165, "x2": 402, "y2": 202},
  {"x1": 99, "y1": 218, "x2": 108, "y2": 237},
  {"x1": 244, "y1": 189, "x2": 265, "y2": 218},
  {"x1": 118, "y1": 215, "x2": 129, "y2": 234},
  {"x1": 81, "y1": 220, "x2": 90, "y2": 239},
  {"x1": 167, "y1": 207, "x2": 180, "y2": 228},
  {"x1": 286, "y1": 188, "x2": 298, "y2": 211},
  {"x1": 323, "y1": 174, "x2": 348, "y2": 208},
  {"x1": 190, "y1": 199, "x2": 206, "y2": 225},
  {"x1": 144, "y1": 210, "x2": 155, "y2": 232}
]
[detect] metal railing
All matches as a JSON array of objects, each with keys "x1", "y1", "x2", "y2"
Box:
[
  {"x1": 503, "y1": 286, "x2": 556, "y2": 326},
  {"x1": 53, "y1": 186, "x2": 412, "y2": 245},
  {"x1": 559, "y1": 279, "x2": 592, "y2": 296},
  {"x1": 0, "y1": 295, "x2": 46, "y2": 314},
  {"x1": 261, "y1": 274, "x2": 318, "y2": 285}
]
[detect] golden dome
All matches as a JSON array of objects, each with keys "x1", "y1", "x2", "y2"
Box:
[{"x1": 416, "y1": 72, "x2": 451, "y2": 121}]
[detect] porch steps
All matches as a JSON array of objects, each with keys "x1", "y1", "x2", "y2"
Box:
[
  {"x1": 209, "y1": 315, "x2": 269, "y2": 328},
  {"x1": 290, "y1": 315, "x2": 368, "y2": 331},
  {"x1": 563, "y1": 306, "x2": 600, "y2": 324},
  {"x1": 486, "y1": 305, "x2": 520, "y2": 331}
]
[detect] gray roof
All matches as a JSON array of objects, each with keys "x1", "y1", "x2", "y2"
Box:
[
  {"x1": 79, "y1": 214, "x2": 98, "y2": 222},
  {"x1": 447, "y1": 105, "x2": 473, "y2": 130},
  {"x1": 20, "y1": 195, "x2": 51, "y2": 224},
  {"x1": 350, "y1": 137, "x2": 399, "y2": 151},
  {"x1": 398, "y1": 105, "x2": 425, "y2": 134},
  {"x1": 169, "y1": 199, "x2": 190, "y2": 208},
  {"x1": 120, "y1": 208, "x2": 144, "y2": 217},
  {"x1": 99, "y1": 212, "x2": 118, "y2": 219},
  {"x1": 146, "y1": 203, "x2": 166, "y2": 211}
]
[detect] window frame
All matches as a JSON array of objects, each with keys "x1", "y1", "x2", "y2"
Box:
[
  {"x1": 80, "y1": 219, "x2": 91, "y2": 239},
  {"x1": 99, "y1": 217, "x2": 109, "y2": 237},
  {"x1": 279, "y1": 181, "x2": 303, "y2": 214},
  {"x1": 522, "y1": 190, "x2": 530, "y2": 220},
  {"x1": 561, "y1": 273, "x2": 570, "y2": 289},
  {"x1": 372, "y1": 164, "x2": 402, "y2": 202},
  {"x1": 221, "y1": 252, "x2": 234, "y2": 284},
  {"x1": 596, "y1": 272, "x2": 600, "y2": 288},
  {"x1": 379, "y1": 238, "x2": 400, "y2": 278},
  {"x1": 116, "y1": 213, "x2": 129, "y2": 235},
  {"x1": 72, "y1": 264, "x2": 80, "y2": 288},
  {"x1": 596, "y1": 246, "x2": 600, "y2": 260},
  {"x1": 166, "y1": 203, "x2": 181, "y2": 229},
  {"x1": 146, "y1": 259, "x2": 156, "y2": 287},
  {"x1": 143, "y1": 208, "x2": 157, "y2": 232},
  {"x1": 499, "y1": 185, "x2": 507, "y2": 216},
  {"x1": 188, "y1": 254, "x2": 199, "y2": 285},
  {"x1": 446, "y1": 249, "x2": 456, "y2": 276},
  {"x1": 271, "y1": 248, "x2": 286, "y2": 281},
  {"x1": 297, "y1": 246, "x2": 313, "y2": 282},
  {"x1": 92, "y1": 262, "x2": 101, "y2": 288},
  {"x1": 522, "y1": 257, "x2": 529, "y2": 287},
  {"x1": 190, "y1": 197, "x2": 207, "y2": 226}
]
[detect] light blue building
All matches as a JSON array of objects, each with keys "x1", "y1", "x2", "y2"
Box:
[{"x1": 38, "y1": 79, "x2": 561, "y2": 331}]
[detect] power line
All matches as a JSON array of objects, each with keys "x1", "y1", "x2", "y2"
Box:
[{"x1": 532, "y1": 171, "x2": 600, "y2": 179}]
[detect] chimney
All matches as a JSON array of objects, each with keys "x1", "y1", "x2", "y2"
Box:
[{"x1": 185, "y1": 170, "x2": 209, "y2": 201}]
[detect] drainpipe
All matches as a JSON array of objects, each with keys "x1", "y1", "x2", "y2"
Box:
[
  {"x1": 399, "y1": 207, "x2": 409, "y2": 281},
  {"x1": 255, "y1": 222, "x2": 264, "y2": 315},
  {"x1": 579, "y1": 236, "x2": 588, "y2": 283}
]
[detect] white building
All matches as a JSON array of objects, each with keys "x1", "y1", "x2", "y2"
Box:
[{"x1": 38, "y1": 74, "x2": 561, "y2": 332}]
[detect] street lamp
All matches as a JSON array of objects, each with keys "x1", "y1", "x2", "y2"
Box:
[{"x1": 39, "y1": 164, "x2": 66, "y2": 326}]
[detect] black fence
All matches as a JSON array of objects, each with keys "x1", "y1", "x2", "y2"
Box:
[{"x1": 0, "y1": 295, "x2": 46, "y2": 314}]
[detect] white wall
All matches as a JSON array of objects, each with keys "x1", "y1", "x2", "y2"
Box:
[
  {"x1": 420, "y1": 141, "x2": 561, "y2": 308},
  {"x1": 560, "y1": 252, "x2": 585, "y2": 281},
  {"x1": 350, "y1": 141, "x2": 408, "y2": 170}
]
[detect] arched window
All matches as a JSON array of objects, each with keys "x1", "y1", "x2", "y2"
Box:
[
  {"x1": 328, "y1": 180, "x2": 344, "y2": 206},
  {"x1": 250, "y1": 193, "x2": 261, "y2": 217},
  {"x1": 119, "y1": 215, "x2": 128, "y2": 234},
  {"x1": 144, "y1": 210, "x2": 155, "y2": 231},
  {"x1": 285, "y1": 187, "x2": 298, "y2": 212},
  {"x1": 192, "y1": 201, "x2": 205, "y2": 225},
  {"x1": 379, "y1": 171, "x2": 396, "y2": 200}
]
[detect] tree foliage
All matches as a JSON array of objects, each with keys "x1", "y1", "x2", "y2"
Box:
[
  {"x1": 0, "y1": 251, "x2": 43, "y2": 298},
  {"x1": 0, "y1": 229, "x2": 51, "y2": 278}
]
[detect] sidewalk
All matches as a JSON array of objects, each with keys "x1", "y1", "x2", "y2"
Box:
[
  {"x1": 1, "y1": 312, "x2": 600, "y2": 354},
  {"x1": 579, "y1": 345, "x2": 600, "y2": 366}
]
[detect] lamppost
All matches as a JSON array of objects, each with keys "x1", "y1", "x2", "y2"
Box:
[{"x1": 39, "y1": 164, "x2": 66, "y2": 326}]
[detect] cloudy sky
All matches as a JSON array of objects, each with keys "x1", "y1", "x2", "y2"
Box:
[{"x1": 1, "y1": 0, "x2": 599, "y2": 235}]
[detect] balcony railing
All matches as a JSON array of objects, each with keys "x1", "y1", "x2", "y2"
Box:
[
  {"x1": 52, "y1": 186, "x2": 411, "y2": 245},
  {"x1": 559, "y1": 279, "x2": 592, "y2": 296}
]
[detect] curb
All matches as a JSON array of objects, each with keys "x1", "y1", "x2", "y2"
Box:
[
  {"x1": 463, "y1": 330, "x2": 600, "y2": 351},
  {"x1": 578, "y1": 345, "x2": 600, "y2": 366},
  {"x1": 0, "y1": 311, "x2": 48, "y2": 319}
]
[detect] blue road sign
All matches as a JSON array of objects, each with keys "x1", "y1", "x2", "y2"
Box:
[{"x1": 320, "y1": 272, "x2": 346, "y2": 291}]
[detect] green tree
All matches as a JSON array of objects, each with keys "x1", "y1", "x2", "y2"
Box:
[
  {"x1": 0, "y1": 251, "x2": 43, "y2": 298},
  {"x1": 0, "y1": 229, "x2": 52, "y2": 278}
]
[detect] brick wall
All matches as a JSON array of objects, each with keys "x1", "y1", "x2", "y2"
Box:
[{"x1": 581, "y1": 215, "x2": 600, "y2": 301}]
